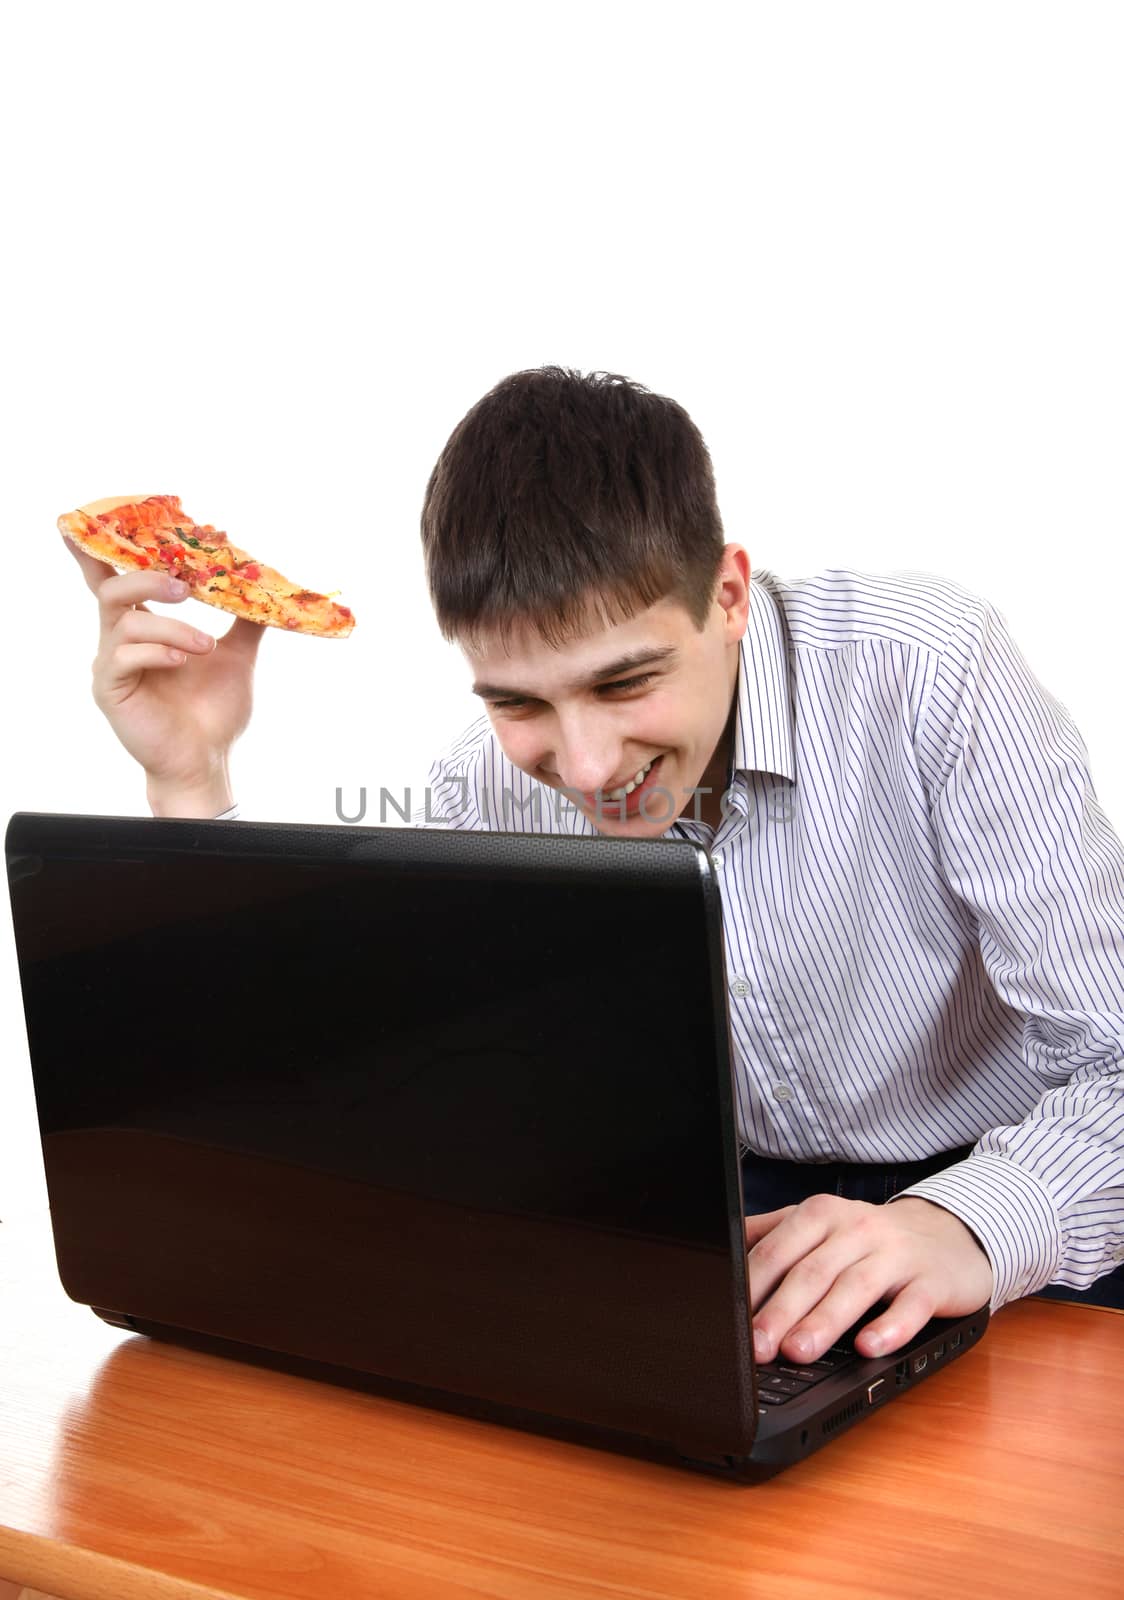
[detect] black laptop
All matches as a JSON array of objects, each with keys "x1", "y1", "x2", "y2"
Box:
[{"x1": 5, "y1": 811, "x2": 988, "y2": 1480}]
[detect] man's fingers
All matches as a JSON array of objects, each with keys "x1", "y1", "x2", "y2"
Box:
[
  {"x1": 94, "y1": 614, "x2": 220, "y2": 705},
  {"x1": 852, "y1": 1282, "x2": 936, "y2": 1359},
  {"x1": 62, "y1": 532, "x2": 118, "y2": 596},
  {"x1": 746, "y1": 1197, "x2": 891, "y2": 1362},
  {"x1": 62, "y1": 535, "x2": 193, "y2": 626},
  {"x1": 746, "y1": 1194, "x2": 861, "y2": 1313},
  {"x1": 751, "y1": 1242, "x2": 877, "y2": 1362},
  {"x1": 744, "y1": 1205, "x2": 800, "y2": 1312},
  {"x1": 63, "y1": 536, "x2": 269, "y2": 656},
  {"x1": 757, "y1": 1251, "x2": 905, "y2": 1364},
  {"x1": 96, "y1": 643, "x2": 195, "y2": 699},
  {"x1": 743, "y1": 1206, "x2": 796, "y2": 1247},
  {"x1": 112, "y1": 609, "x2": 217, "y2": 654}
]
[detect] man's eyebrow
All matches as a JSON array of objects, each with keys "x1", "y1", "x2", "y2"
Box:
[{"x1": 471, "y1": 646, "x2": 678, "y2": 700}]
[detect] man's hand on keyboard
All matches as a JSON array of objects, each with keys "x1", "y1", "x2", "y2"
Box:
[{"x1": 744, "y1": 1194, "x2": 994, "y2": 1365}]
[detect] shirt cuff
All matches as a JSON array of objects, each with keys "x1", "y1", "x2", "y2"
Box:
[
  {"x1": 212, "y1": 803, "x2": 240, "y2": 821},
  {"x1": 890, "y1": 1153, "x2": 1064, "y2": 1310}
]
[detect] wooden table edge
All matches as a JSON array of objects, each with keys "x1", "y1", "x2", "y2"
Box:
[{"x1": 0, "y1": 1528, "x2": 243, "y2": 1600}]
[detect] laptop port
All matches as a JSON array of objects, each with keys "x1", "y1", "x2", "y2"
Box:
[
  {"x1": 895, "y1": 1358, "x2": 911, "y2": 1385},
  {"x1": 932, "y1": 1343, "x2": 946, "y2": 1361},
  {"x1": 950, "y1": 1331, "x2": 962, "y2": 1350},
  {"x1": 912, "y1": 1353, "x2": 928, "y2": 1374}
]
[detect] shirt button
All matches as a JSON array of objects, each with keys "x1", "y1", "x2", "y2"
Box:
[
  {"x1": 772, "y1": 1083, "x2": 793, "y2": 1103},
  {"x1": 712, "y1": 850, "x2": 725, "y2": 868},
  {"x1": 731, "y1": 977, "x2": 751, "y2": 998}
]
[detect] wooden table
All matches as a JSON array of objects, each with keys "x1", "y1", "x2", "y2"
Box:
[{"x1": 1, "y1": 1211, "x2": 1121, "y2": 1600}]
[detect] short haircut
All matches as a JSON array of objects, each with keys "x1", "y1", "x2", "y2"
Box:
[{"x1": 420, "y1": 366, "x2": 726, "y2": 649}]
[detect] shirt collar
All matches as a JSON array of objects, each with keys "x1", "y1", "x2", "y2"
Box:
[{"x1": 730, "y1": 567, "x2": 795, "y2": 783}]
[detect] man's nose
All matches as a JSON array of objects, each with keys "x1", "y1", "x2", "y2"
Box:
[{"x1": 551, "y1": 716, "x2": 622, "y2": 796}]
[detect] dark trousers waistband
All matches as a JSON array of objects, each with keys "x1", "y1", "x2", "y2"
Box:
[{"x1": 739, "y1": 1144, "x2": 976, "y2": 1214}]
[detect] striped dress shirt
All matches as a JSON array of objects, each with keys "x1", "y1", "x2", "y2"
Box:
[{"x1": 419, "y1": 567, "x2": 1124, "y2": 1312}]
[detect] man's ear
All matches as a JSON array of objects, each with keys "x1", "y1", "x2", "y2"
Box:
[{"x1": 714, "y1": 544, "x2": 751, "y2": 639}]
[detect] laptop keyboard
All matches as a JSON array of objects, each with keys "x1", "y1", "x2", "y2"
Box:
[{"x1": 755, "y1": 1319, "x2": 867, "y2": 1406}]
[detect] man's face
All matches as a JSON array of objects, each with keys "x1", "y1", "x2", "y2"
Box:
[{"x1": 463, "y1": 547, "x2": 750, "y2": 837}]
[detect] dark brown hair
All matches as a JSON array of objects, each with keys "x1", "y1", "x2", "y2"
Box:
[{"x1": 420, "y1": 366, "x2": 726, "y2": 648}]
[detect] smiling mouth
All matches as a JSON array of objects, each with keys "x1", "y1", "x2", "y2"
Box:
[
  {"x1": 588, "y1": 755, "x2": 667, "y2": 818},
  {"x1": 605, "y1": 757, "x2": 656, "y2": 801}
]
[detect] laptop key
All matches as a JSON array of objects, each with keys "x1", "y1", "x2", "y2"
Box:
[
  {"x1": 775, "y1": 1364, "x2": 832, "y2": 1384},
  {"x1": 818, "y1": 1346, "x2": 859, "y2": 1368},
  {"x1": 758, "y1": 1374, "x2": 807, "y2": 1394}
]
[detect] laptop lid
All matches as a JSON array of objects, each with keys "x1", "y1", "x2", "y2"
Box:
[{"x1": 6, "y1": 812, "x2": 757, "y2": 1465}]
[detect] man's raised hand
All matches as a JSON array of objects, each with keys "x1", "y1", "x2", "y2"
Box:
[{"x1": 65, "y1": 535, "x2": 264, "y2": 817}]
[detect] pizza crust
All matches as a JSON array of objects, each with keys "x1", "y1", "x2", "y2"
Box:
[
  {"x1": 59, "y1": 495, "x2": 355, "y2": 639},
  {"x1": 64, "y1": 494, "x2": 153, "y2": 519}
]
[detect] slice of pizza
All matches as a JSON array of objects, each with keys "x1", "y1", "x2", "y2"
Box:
[{"x1": 58, "y1": 494, "x2": 355, "y2": 638}]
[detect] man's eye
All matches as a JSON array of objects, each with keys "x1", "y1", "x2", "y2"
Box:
[
  {"x1": 488, "y1": 673, "x2": 655, "y2": 712},
  {"x1": 598, "y1": 673, "x2": 655, "y2": 693}
]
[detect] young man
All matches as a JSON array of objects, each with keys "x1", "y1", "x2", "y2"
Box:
[{"x1": 68, "y1": 367, "x2": 1124, "y2": 1367}]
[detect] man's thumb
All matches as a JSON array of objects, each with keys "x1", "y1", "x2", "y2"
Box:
[{"x1": 221, "y1": 616, "x2": 269, "y2": 654}]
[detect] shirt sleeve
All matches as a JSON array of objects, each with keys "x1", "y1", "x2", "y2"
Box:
[{"x1": 893, "y1": 596, "x2": 1124, "y2": 1309}]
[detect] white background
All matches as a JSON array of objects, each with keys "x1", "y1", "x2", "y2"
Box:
[{"x1": 2, "y1": 1, "x2": 1121, "y2": 1218}]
